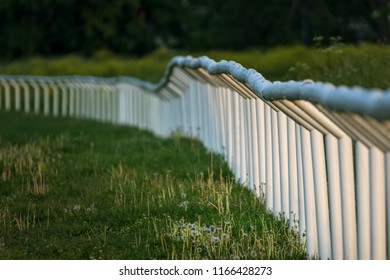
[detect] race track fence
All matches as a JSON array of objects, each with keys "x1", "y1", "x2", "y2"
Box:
[{"x1": 1, "y1": 56, "x2": 390, "y2": 260}]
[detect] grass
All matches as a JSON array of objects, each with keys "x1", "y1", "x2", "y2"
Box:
[
  {"x1": 285, "y1": 42, "x2": 390, "y2": 89},
  {"x1": 0, "y1": 111, "x2": 306, "y2": 260},
  {"x1": 1, "y1": 43, "x2": 389, "y2": 89}
]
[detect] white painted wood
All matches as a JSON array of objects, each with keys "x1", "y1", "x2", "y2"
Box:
[
  {"x1": 325, "y1": 134, "x2": 344, "y2": 260},
  {"x1": 271, "y1": 109, "x2": 281, "y2": 214},
  {"x1": 369, "y1": 146, "x2": 386, "y2": 259},
  {"x1": 338, "y1": 137, "x2": 357, "y2": 259},
  {"x1": 287, "y1": 117, "x2": 299, "y2": 230},
  {"x1": 311, "y1": 130, "x2": 331, "y2": 260},
  {"x1": 264, "y1": 104, "x2": 273, "y2": 210},
  {"x1": 355, "y1": 141, "x2": 371, "y2": 259},
  {"x1": 300, "y1": 126, "x2": 318, "y2": 259},
  {"x1": 295, "y1": 123, "x2": 306, "y2": 241},
  {"x1": 278, "y1": 112, "x2": 289, "y2": 218},
  {"x1": 255, "y1": 99, "x2": 266, "y2": 199}
]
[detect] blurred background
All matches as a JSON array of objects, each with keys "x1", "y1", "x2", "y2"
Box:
[
  {"x1": 1, "y1": 0, "x2": 389, "y2": 59},
  {"x1": 0, "y1": 0, "x2": 389, "y2": 88}
]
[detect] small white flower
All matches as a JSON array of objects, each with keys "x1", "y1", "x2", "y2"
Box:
[
  {"x1": 221, "y1": 233, "x2": 229, "y2": 241},
  {"x1": 178, "y1": 201, "x2": 189, "y2": 208},
  {"x1": 209, "y1": 225, "x2": 217, "y2": 232},
  {"x1": 211, "y1": 236, "x2": 220, "y2": 244},
  {"x1": 181, "y1": 193, "x2": 187, "y2": 199},
  {"x1": 251, "y1": 250, "x2": 257, "y2": 258},
  {"x1": 188, "y1": 223, "x2": 196, "y2": 230}
]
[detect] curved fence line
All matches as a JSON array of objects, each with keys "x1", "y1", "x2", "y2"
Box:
[
  {"x1": 2, "y1": 56, "x2": 390, "y2": 119},
  {"x1": 1, "y1": 56, "x2": 390, "y2": 260}
]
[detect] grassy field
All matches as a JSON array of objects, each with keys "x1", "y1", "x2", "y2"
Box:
[
  {"x1": 1, "y1": 43, "x2": 389, "y2": 89},
  {"x1": 0, "y1": 111, "x2": 306, "y2": 260}
]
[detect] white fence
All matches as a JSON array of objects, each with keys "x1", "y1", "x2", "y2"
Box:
[{"x1": 1, "y1": 56, "x2": 390, "y2": 260}]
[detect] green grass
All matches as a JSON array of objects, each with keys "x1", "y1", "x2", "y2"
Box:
[
  {"x1": 1, "y1": 43, "x2": 389, "y2": 89},
  {"x1": 0, "y1": 111, "x2": 306, "y2": 260}
]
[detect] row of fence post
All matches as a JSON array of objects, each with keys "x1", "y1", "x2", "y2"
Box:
[{"x1": 1, "y1": 61, "x2": 389, "y2": 260}]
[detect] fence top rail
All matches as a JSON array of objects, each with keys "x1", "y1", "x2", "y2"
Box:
[
  {"x1": 0, "y1": 75, "x2": 155, "y2": 88},
  {"x1": 1, "y1": 55, "x2": 390, "y2": 120}
]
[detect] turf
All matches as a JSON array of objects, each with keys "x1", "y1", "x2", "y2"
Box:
[{"x1": 0, "y1": 111, "x2": 306, "y2": 259}]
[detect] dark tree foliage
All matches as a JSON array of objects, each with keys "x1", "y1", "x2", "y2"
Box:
[{"x1": 0, "y1": 0, "x2": 388, "y2": 60}]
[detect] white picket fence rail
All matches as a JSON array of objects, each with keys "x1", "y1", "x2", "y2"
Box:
[{"x1": 1, "y1": 56, "x2": 390, "y2": 260}]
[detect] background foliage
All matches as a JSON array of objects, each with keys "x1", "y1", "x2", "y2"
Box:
[
  {"x1": 1, "y1": 0, "x2": 389, "y2": 60},
  {"x1": 1, "y1": 44, "x2": 389, "y2": 89}
]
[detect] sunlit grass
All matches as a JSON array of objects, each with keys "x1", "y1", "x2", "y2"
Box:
[{"x1": 0, "y1": 111, "x2": 306, "y2": 259}]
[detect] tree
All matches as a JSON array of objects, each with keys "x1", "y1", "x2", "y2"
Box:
[{"x1": 0, "y1": 0, "x2": 388, "y2": 60}]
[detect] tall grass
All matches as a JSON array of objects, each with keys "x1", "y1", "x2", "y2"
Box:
[
  {"x1": 0, "y1": 111, "x2": 306, "y2": 259},
  {"x1": 286, "y1": 43, "x2": 390, "y2": 89}
]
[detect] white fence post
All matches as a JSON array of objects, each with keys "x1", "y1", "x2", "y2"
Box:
[
  {"x1": 295, "y1": 123, "x2": 306, "y2": 241},
  {"x1": 243, "y1": 98, "x2": 252, "y2": 189},
  {"x1": 249, "y1": 98, "x2": 259, "y2": 195},
  {"x1": 287, "y1": 117, "x2": 299, "y2": 230},
  {"x1": 20, "y1": 81, "x2": 30, "y2": 113},
  {"x1": 118, "y1": 83, "x2": 127, "y2": 124},
  {"x1": 40, "y1": 81, "x2": 50, "y2": 116},
  {"x1": 30, "y1": 80, "x2": 40, "y2": 114},
  {"x1": 339, "y1": 136, "x2": 357, "y2": 259},
  {"x1": 369, "y1": 146, "x2": 386, "y2": 259},
  {"x1": 232, "y1": 92, "x2": 241, "y2": 182},
  {"x1": 225, "y1": 88, "x2": 234, "y2": 170},
  {"x1": 311, "y1": 130, "x2": 331, "y2": 260},
  {"x1": 278, "y1": 112, "x2": 289, "y2": 218},
  {"x1": 10, "y1": 80, "x2": 21, "y2": 112},
  {"x1": 264, "y1": 104, "x2": 274, "y2": 210},
  {"x1": 301, "y1": 126, "x2": 318, "y2": 259},
  {"x1": 356, "y1": 141, "x2": 370, "y2": 259},
  {"x1": 1, "y1": 80, "x2": 11, "y2": 111},
  {"x1": 68, "y1": 82, "x2": 75, "y2": 117},
  {"x1": 271, "y1": 109, "x2": 281, "y2": 214},
  {"x1": 325, "y1": 134, "x2": 344, "y2": 260},
  {"x1": 49, "y1": 82, "x2": 59, "y2": 117},
  {"x1": 59, "y1": 82, "x2": 68, "y2": 117},
  {"x1": 256, "y1": 99, "x2": 266, "y2": 200},
  {"x1": 75, "y1": 82, "x2": 82, "y2": 118}
]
